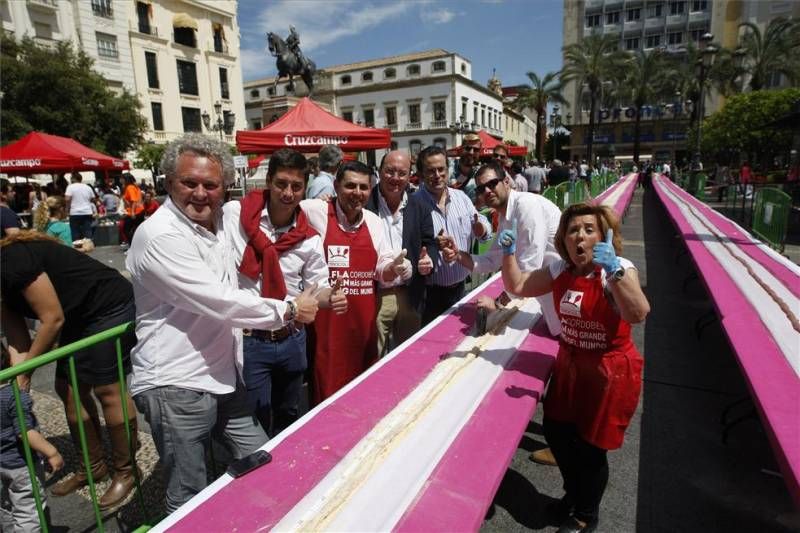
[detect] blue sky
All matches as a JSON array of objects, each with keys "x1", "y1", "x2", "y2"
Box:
[{"x1": 237, "y1": 0, "x2": 564, "y2": 87}]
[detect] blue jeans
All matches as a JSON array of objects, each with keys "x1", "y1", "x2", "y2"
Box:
[
  {"x1": 242, "y1": 328, "x2": 307, "y2": 437},
  {"x1": 69, "y1": 214, "x2": 94, "y2": 241},
  {"x1": 133, "y1": 380, "x2": 267, "y2": 513}
]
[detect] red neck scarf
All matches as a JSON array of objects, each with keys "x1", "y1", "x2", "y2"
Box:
[{"x1": 238, "y1": 190, "x2": 317, "y2": 299}]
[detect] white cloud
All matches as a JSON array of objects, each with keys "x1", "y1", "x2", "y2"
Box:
[{"x1": 428, "y1": 8, "x2": 456, "y2": 24}]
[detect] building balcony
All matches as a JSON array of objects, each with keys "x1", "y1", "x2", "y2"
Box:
[
  {"x1": 603, "y1": 23, "x2": 622, "y2": 34},
  {"x1": 624, "y1": 19, "x2": 643, "y2": 32},
  {"x1": 688, "y1": 10, "x2": 710, "y2": 24},
  {"x1": 27, "y1": 0, "x2": 58, "y2": 13},
  {"x1": 585, "y1": 0, "x2": 604, "y2": 8},
  {"x1": 604, "y1": 0, "x2": 623, "y2": 8},
  {"x1": 666, "y1": 13, "x2": 688, "y2": 27},
  {"x1": 406, "y1": 122, "x2": 422, "y2": 130},
  {"x1": 644, "y1": 17, "x2": 665, "y2": 29},
  {"x1": 210, "y1": 40, "x2": 229, "y2": 54},
  {"x1": 387, "y1": 123, "x2": 398, "y2": 132},
  {"x1": 33, "y1": 36, "x2": 57, "y2": 50},
  {"x1": 430, "y1": 119, "x2": 447, "y2": 129}
]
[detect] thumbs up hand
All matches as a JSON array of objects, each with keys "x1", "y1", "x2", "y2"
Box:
[
  {"x1": 328, "y1": 274, "x2": 348, "y2": 315},
  {"x1": 417, "y1": 246, "x2": 433, "y2": 276},
  {"x1": 498, "y1": 219, "x2": 517, "y2": 256},
  {"x1": 472, "y1": 212, "x2": 487, "y2": 238},
  {"x1": 292, "y1": 282, "x2": 320, "y2": 324},
  {"x1": 592, "y1": 228, "x2": 621, "y2": 274},
  {"x1": 392, "y1": 248, "x2": 413, "y2": 281}
]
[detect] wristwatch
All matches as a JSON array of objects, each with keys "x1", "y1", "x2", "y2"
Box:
[
  {"x1": 284, "y1": 300, "x2": 297, "y2": 322},
  {"x1": 608, "y1": 267, "x2": 625, "y2": 282}
]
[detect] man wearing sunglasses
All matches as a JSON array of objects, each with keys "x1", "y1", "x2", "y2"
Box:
[
  {"x1": 441, "y1": 160, "x2": 562, "y2": 336},
  {"x1": 449, "y1": 133, "x2": 481, "y2": 202}
]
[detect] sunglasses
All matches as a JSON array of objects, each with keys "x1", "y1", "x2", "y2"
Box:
[
  {"x1": 463, "y1": 146, "x2": 480, "y2": 153},
  {"x1": 475, "y1": 177, "x2": 503, "y2": 195}
]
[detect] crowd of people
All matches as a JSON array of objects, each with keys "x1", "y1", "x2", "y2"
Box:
[{"x1": 1, "y1": 131, "x2": 647, "y2": 533}]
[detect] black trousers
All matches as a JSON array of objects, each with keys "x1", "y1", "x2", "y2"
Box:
[
  {"x1": 421, "y1": 281, "x2": 465, "y2": 326},
  {"x1": 543, "y1": 417, "x2": 609, "y2": 523}
]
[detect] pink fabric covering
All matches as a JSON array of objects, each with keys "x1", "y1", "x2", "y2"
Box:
[
  {"x1": 654, "y1": 175, "x2": 800, "y2": 506},
  {"x1": 594, "y1": 173, "x2": 637, "y2": 217}
]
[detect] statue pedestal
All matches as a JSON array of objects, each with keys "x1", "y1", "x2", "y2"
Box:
[{"x1": 261, "y1": 96, "x2": 333, "y2": 126}]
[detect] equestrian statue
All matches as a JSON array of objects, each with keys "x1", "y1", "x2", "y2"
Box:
[{"x1": 267, "y1": 26, "x2": 317, "y2": 95}]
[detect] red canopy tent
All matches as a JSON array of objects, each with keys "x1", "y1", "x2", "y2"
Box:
[
  {"x1": 446, "y1": 130, "x2": 528, "y2": 158},
  {"x1": 236, "y1": 97, "x2": 392, "y2": 154},
  {"x1": 0, "y1": 131, "x2": 129, "y2": 174}
]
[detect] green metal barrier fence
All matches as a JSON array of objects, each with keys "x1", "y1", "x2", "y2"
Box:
[
  {"x1": 553, "y1": 182, "x2": 569, "y2": 209},
  {"x1": 542, "y1": 186, "x2": 557, "y2": 204},
  {"x1": 568, "y1": 181, "x2": 588, "y2": 205},
  {"x1": 0, "y1": 322, "x2": 146, "y2": 532},
  {"x1": 692, "y1": 173, "x2": 708, "y2": 201},
  {"x1": 751, "y1": 187, "x2": 791, "y2": 252}
]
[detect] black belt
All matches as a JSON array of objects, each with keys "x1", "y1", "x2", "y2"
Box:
[{"x1": 244, "y1": 324, "x2": 301, "y2": 342}]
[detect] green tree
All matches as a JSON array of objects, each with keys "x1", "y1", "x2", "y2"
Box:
[
  {"x1": 543, "y1": 131, "x2": 571, "y2": 163},
  {"x1": 737, "y1": 17, "x2": 800, "y2": 91},
  {"x1": 618, "y1": 49, "x2": 673, "y2": 164},
  {"x1": 134, "y1": 143, "x2": 166, "y2": 178},
  {"x1": 698, "y1": 88, "x2": 799, "y2": 168},
  {"x1": 512, "y1": 71, "x2": 566, "y2": 162},
  {"x1": 560, "y1": 34, "x2": 629, "y2": 164},
  {"x1": 0, "y1": 34, "x2": 147, "y2": 156}
]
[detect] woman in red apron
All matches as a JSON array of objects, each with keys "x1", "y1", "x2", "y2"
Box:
[
  {"x1": 313, "y1": 201, "x2": 379, "y2": 404},
  {"x1": 500, "y1": 202, "x2": 650, "y2": 533}
]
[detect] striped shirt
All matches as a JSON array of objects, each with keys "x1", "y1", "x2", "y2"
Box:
[{"x1": 415, "y1": 185, "x2": 491, "y2": 287}]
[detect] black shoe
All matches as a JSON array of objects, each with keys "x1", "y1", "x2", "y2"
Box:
[
  {"x1": 557, "y1": 515, "x2": 598, "y2": 533},
  {"x1": 546, "y1": 496, "x2": 574, "y2": 522}
]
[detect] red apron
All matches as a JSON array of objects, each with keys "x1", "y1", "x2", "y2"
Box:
[
  {"x1": 312, "y1": 203, "x2": 379, "y2": 404},
  {"x1": 545, "y1": 266, "x2": 643, "y2": 450}
]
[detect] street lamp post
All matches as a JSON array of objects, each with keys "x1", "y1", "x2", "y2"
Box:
[
  {"x1": 692, "y1": 32, "x2": 718, "y2": 172},
  {"x1": 449, "y1": 114, "x2": 478, "y2": 146},
  {"x1": 202, "y1": 101, "x2": 235, "y2": 142}
]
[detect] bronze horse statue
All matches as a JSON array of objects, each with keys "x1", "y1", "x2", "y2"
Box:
[{"x1": 267, "y1": 31, "x2": 316, "y2": 95}]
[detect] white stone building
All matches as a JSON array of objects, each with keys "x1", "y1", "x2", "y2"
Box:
[{"x1": 244, "y1": 49, "x2": 511, "y2": 166}]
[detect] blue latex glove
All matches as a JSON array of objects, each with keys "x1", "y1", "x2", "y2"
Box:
[
  {"x1": 592, "y1": 229, "x2": 621, "y2": 273},
  {"x1": 498, "y1": 219, "x2": 517, "y2": 256}
]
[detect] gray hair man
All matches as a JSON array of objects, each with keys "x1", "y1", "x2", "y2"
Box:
[
  {"x1": 126, "y1": 133, "x2": 319, "y2": 512},
  {"x1": 306, "y1": 144, "x2": 343, "y2": 200}
]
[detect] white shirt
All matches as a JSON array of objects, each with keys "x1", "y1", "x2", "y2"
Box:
[
  {"x1": 223, "y1": 201, "x2": 330, "y2": 299},
  {"x1": 513, "y1": 173, "x2": 528, "y2": 193},
  {"x1": 376, "y1": 191, "x2": 408, "y2": 289},
  {"x1": 126, "y1": 198, "x2": 288, "y2": 396},
  {"x1": 65, "y1": 182, "x2": 96, "y2": 215},
  {"x1": 472, "y1": 190, "x2": 561, "y2": 278},
  {"x1": 300, "y1": 198, "x2": 395, "y2": 281}
]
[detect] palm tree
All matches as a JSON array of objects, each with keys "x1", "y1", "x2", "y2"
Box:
[
  {"x1": 618, "y1": 49, "x2": 673, "y2": 164},
  {"x1": 512, "y1": 71, "x2": 566, "y2": 162},
  {"x1": 560, "y1": 34, "x2": 629, "y2": 164},
  {"x1": 737, "y1": 17, "x2": 800, "y2": 91}
]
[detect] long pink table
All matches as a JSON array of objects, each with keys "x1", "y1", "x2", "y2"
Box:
[
  {"x1": 594, "y1": 173, "x2": 638, "y2": 218},
  {"x1": 654, "y1": 175, "x2": 800, "y2": 507}
]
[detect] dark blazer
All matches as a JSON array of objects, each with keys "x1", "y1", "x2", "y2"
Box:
[{"x1": 365, "y1": 186, "x2": 438, "y2": 313}]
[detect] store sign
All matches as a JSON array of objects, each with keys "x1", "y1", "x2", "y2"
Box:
[
  {"x1": 284, "y1": 134, "x2": 349, "y2": 146},
  {"x1": 81, "y1": 157, "x2": 99, "y2": 166},
  {"x1": 598, "y1": 103, "x2": 688, "y2": 122},
  {"x1": 233, "y1": 155, "x2": 248, "y2": 169},
  {"x1": 0, "y1": 158, "x2": 41, "y2": 168}
]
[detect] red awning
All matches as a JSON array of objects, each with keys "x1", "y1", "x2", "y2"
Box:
[
  {"x1": 446, "y1": 130, "x2": 528, "y2": 158},
  {"x1": 0, "y1": 131, "x2": 129, "y2": 174},
  {"x1": 236, "y1": 97, "x2": 392, "y2": 154}
]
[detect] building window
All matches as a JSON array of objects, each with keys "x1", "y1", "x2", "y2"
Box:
[
  {"x1": 648, "y1": 3, "x2": 664, "y2": 17},
  {"x1": 223, "y1": 111, "x2": 234, "y2": 132},
  {"x1": 363, "y1": 108, "x2": 375, "y2": 127},
  {"x1": 91, "y1": 0, "x2": 113, "y2": 18},
  {"x1": 432, "y1": 61, "x2": 446, "y2": 73},
  {"x1": 461, "y1": 100, "x2": 468, "y2": 121},
  {"x1": 252, "y1": 120, "x2": 262, "y2": 130},
  {"x1": 267, "y1": 87, "x2": 276, "y2": 96},
  {"x1": 34, "y1": 22, "x2": 52, "y2": 39},
  {"x1": 343, "y1": 110, "x2": 353, "y2": 122},
  {"x1": 585, "y1": 13, "x2": 601, "y2": 27},
  {"x1": 690, "y1": 27, "x2": 710, "y2": 42},
  {"x1": 690, "y1": 0, "x2": 707, "y2": 11},
  {"x1": 460, "y1": 63, "x2": 467, "y2": 74},
  {"x1": 668, "y1": 31, "x2": 683, "y2": 45},
  {"x1": 136, "y1": 2, "x2": 151, "y2": 34},
  {"x1": 145, "y1": 51, "x2": 159, "y2": 88},
  {"x1": 645, "y1": 34, "x2": 661, "y2": 48},
  {"x1": 433, "y1": 138, "x2": 447, "y2": 149},
  {"x1": 181, "y1": 107, "x2": 202, "y2": 132},
  {"x1": 385, "y1": 106, "x2": 397, "y2": 126},
  {"x1": 625, "y1": 37, "x2": 640, "y2": 50},
  {"x1": 174, "y1": 27, "x2": 196, "y2": 48},
  {"x1": 407, "y1": 64, "x2": 420, "y2": 76},
  {"x1": 176, "y1": 60, "x2": 198, "y2": 95},
  {"x1": 250, "y1": 89, "x2": 260, "y2": 98},
  {"x1": 433, "y1": 101, "x2": 446, "y2": 122},
  {"x1": 151, "y1": 102, "x2": 164, "y2": 131},
  {"x1": 362, "y1": 71, "x2": 373, "y2": 82},
  {"x1": 766, "y1": 71, "x2": 783, "y2": 88},
  {"x1": 626, "y1": 8, "x2": 641, "y2": 21},
  {"x1": 96, "y1": 33, "x2": 118, "y2": 60},
  {"x1": 409, "y1": 140, "x2": 422, "y2": 158},
  {"x1": 219, "y1": 67, "x2": 229, "y2": 99},
  {"x1": 473, "y1": 104, "x2": 479, "y2": 124},
  {"x1": 605, "y1": 11, "x2": 620, "y2": 24},
  {"x1": 481, "y1": 109, "x2": 486, "y2": 127},
  {"x1": 340, "y1": 75, "x2": 351, "y2": 85},
  {"x1": 213, "y1": 24, "x2": 226, "y2": 53},
  {"x1": 384, "y1": 68, "x2": 396, "y2": 79},
  {"x1": 408, "y1": 103, "x2": 421, "y2": 124},
  {"x1": 669, "y1": 1, "x2": 685, "y2": 15}
]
